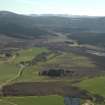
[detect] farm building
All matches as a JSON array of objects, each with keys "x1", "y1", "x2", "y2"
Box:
[{"x1": 39, "y1": 68, "x2": 74, "y2": 77}]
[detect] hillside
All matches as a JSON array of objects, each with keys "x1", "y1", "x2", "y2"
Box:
[
  {"x1": 0, "y1": 11, "x2": 105, "y2": 48},
  {"x1": 0, "y1": 11, "x2": 50, "y2": 39}
]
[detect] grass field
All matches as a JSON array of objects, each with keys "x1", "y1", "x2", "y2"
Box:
[
  {"x1": 14, "y1": 66, "x2": 47, "y2": 82},
  {"x1": 13, "y1": 47, "x2": 49, "y2": 63},
  {"x1": 0, "y1": 96, "x2": 64, "y2": 105},
  {"x1": 15, "y1": 49, "x2": 98, "y2": 83},
  {"x1": 77, "y1": 76, "x2": 105, "y2": 97},
  {"x1": 42, "y1": 52, "x2": 96, "y2": 68},
  {"x1": 0, "y1": 47, "x2": 49, "y2": 84},
  {"x1": 0, "y1": 47, "x2": 104, "y2": 105},
  {"x1": 0, "y1": 46, "x2": 98, "y2": 84},
  {"x1": 0, "y1": 63, "x2": 18, "y2": 84},
  {"x1": 13, "y1": 51, "x2": 96, "y2": 83}
]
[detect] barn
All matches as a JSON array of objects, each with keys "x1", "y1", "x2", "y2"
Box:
[{"x1": 39, "y1": 68, "x2": 74, "y2": 77}]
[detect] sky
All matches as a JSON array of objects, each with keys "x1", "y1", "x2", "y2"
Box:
[{"x1": 0, "y1": 0, "x2": 105, "y2": 16}]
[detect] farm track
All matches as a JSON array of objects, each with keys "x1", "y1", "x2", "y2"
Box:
[
  {"x1": 0, "y1": 66, "x2": 25, "y2": 105},
  {"x1": 0, "y1": 66, "x2": 24, "y2": 90}
]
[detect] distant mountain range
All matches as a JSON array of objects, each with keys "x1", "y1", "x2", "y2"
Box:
[{"x1": 0, "y1": 11, "x2": 105, "y2": 47}]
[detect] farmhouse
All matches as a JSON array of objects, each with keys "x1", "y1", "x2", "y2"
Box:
[{"x1": 39, "y1": 68, "x2": 74, "y2": 77}]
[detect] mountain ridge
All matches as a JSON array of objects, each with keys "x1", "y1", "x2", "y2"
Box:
[{"x1": 0, "y1": 11, "x2": 105, "y2": 47}]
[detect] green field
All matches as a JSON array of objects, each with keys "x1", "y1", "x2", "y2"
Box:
[
  {"x1": 13, "y1": 47, "x2": 49, "y2": 63},
  {"x1": 0, "y1": 96, "x2": 64, "y2": 105},
  {"x1": 0, "y1": 46, "x2": 96, "y2": 84},
  {"x1": 42, "y1": 52, "x2": 96, "y2": 68},
  {"x1": 0, "y1": 47, "x2": 49, "y2": 84},
  {"x1": 0, "y1": 46, "x2": 98, "y2": 85},
  {"x1": 14, "y1": 66, "x2": 47, "y2": 82},
  {"x1": 0, "y1": 63, "x2": 18, "y2": 84},
  {"x1": 13, "y1": 51, "x2": 96, "y2": 83},
  {"x1": 0, "y1": 47, "x2": 102, "y2": 105},
  {"x1": 77, "y1": 76, "x2": 105, "y2": 97}
]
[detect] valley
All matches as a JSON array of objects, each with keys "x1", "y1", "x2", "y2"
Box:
[
  {"x1": 0, "y1": 37, "x2": 105, "y2": 105},
  {"x1": 0, "y1": 11, "x2": 105, "y2": 105}
]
